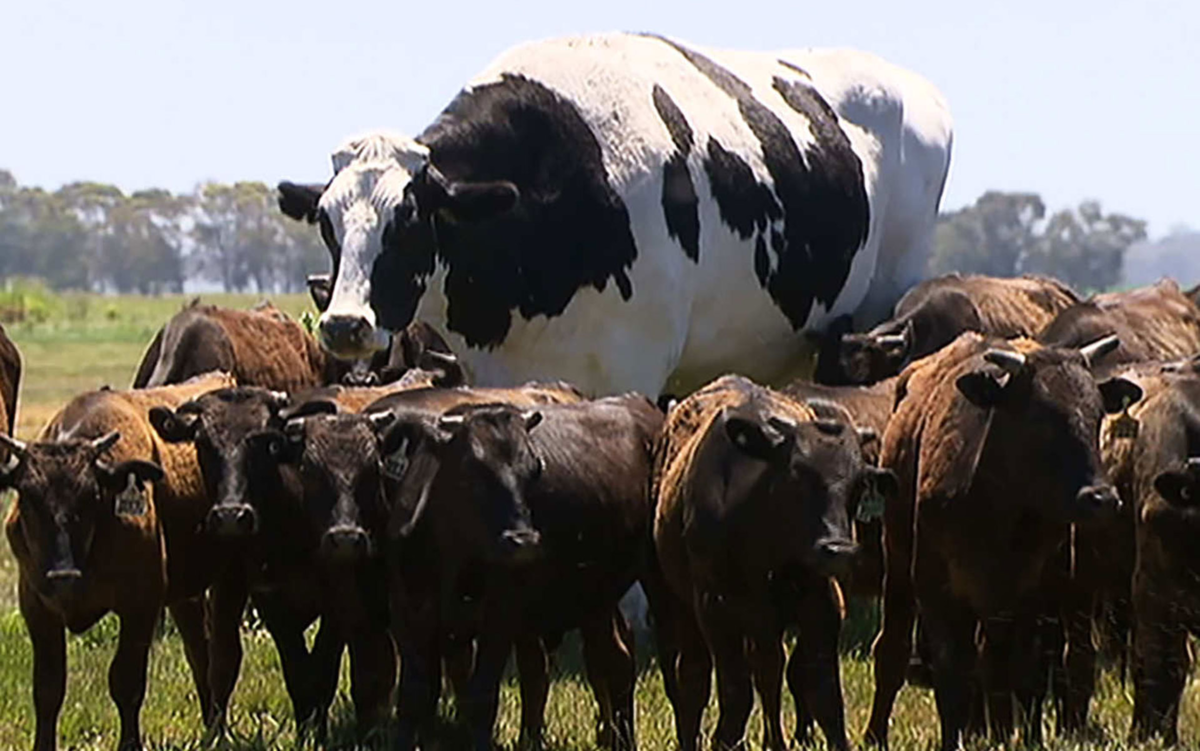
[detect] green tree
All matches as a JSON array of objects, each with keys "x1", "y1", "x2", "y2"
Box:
[
  {"x1": 1022, "y1": 201, "x2": 1147, "y2": 293},
  {"x1": 930, "y1": 191, "x2": 1045, "y2": 277}
]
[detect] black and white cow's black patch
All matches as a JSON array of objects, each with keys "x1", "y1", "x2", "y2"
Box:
[
  {"x1": 644, "y1": 34, "x2": 870, "y2": 330},
  {"x1": 387, "y1": 73, "x2": 639, "y2": 349},
  {"x1": 652, "y1": 85, "x2": 700, "y2": 262}
]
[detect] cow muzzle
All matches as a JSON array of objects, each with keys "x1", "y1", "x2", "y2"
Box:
[
  {"x1": 318, "y1": 313, "x2": 389, "y2": 361},
  {"x1": 321, "y1": 525, "x2": 371, "y2": 562},
  {"x1": 1074, "y1": 484, "x2": 1123, "y2": 520},
  {"x1": 810, "y1": 537, "x2": 859, "y2": 577},
  {"x1": 207, "y1": 504, "x2": 259, "y2": 537},
  {"x1": 45, "y1": 567, "x2": 83, "y2": 600}
]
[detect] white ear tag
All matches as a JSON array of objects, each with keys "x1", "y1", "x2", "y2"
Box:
[{"x1": 115, "y1": 473, "x2": 149, "y2": 517}]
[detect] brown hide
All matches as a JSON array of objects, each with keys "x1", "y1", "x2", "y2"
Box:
[{"x1": 0, "y1": 322, "x2": 22, "y2": 435}]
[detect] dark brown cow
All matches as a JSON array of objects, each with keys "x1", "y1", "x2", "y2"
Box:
[
  {"x1": 654, "y1": 375, "x2": 895, "y2": 751},
  {"x1": 814, "y1": 274, "x2": 1078, "y2": 385},
  {"x1": 1038, "y1": 279, "x2": 1200, "y2": 371},
  {"x1": 1075, "y1": 360, "x2": 1200, "y2": 743},
  {"x1": 864, "y1": 333, "x2": 1142, "y2": 750},
  {"x1": 132, "y1": 299, "x2": 457, "y2": 390},
  {"x1": 1, "y1": 372, "x2": 234, "y2": 751},
  {"x1": 366, "y1": 392, "x2": 656, "y2": 751},
  {"x1": 0, "y1": 322, "x2": 22, "y2": 435}
]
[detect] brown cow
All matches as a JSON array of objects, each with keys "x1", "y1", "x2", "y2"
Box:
[
  {"x1": 1, "y1": 372, "x2": 234, "y2": 751},
  {"x1": 654, "y1": 375, "x2": 895, "y2": 751},
  {"x1": 0, "y1": 322, "x2": 22, "y2": 435},
  {"x1": 1038, "y1": 278, "x2": 1200, "y2": 370},
  {"x1": 814, "y1": 274, "x2": 1078, "y2": 385},
  {"x1": 132, "y1": 299, "x2": 457, "y2": 390},
  {"x1": 863, "y1": 333, "x2": 1142, "y2": 750}
]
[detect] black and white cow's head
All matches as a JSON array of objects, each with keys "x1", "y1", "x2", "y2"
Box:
[{"x1": 279, "y1": 132, "x2": 518, "y2": 361}]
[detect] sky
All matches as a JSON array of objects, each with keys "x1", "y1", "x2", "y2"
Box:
[{"x1": 3, "y1": 0, "x2": 1196, "y2": 238}]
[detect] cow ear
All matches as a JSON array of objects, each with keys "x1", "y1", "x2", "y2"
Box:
[
  {"x1": 956, "y1": 371, "x2": 1006, "y2": 408},
  {"x1": 1154, "y1": 470, "x2": 1198, "y2": 507},
  {"x1": 247, "y1": 429, "x2": 300, "y2": 465},
  {"x1": 280, "y1": 399, "x2": 339, "y2": 422},
  {"x1": 869, "y1": 467, "x2": 900, "y2": 499},
  {"x1": 0, "y1": 434, "x2": 25, "y2": 489},
  {"x1": 278, "y1": 181, "x2": 324, "y2": 223},
  {"x1": 417, "y1": 350, "x2": 465, "y2": 388},
  {"x1": 1099, "y1": 377, "x2": 1143, "y2": 415},
  {"x1": 96, "y1": 459, "x2": 164, "y2": 492},
  {"x1": 149, "y1": 406, "x2": 198, "y2": 443},
  {"x1": 419, "y1": 165, "x2": 519, "y2": 222},
  {"x1": 726, "y1": 414, "x2": 794, "y2": 463},
  {"x1": 522, "y1": 411, "x2": 543, "y2": 431}
]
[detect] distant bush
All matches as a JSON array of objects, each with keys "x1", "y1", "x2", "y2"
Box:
[{"x1": 0, "y1": 277, "x2": 64, "y2": 324}]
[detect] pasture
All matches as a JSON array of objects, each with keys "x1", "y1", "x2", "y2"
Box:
[{"x1": 0, "y1": 292, "x2": 1196, "y2": 749}]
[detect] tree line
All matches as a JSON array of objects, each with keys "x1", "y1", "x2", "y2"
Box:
[{"x1": 0, "y1": 170, "x2": 1151, "y2": 295}]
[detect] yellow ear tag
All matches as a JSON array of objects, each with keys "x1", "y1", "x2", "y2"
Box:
[
  {"x1": 1112, "y1": 396, "x2": 1140, "y2": 440},
  {"x1": 115, "y1": 473, "x2": 149, "y2": 517}
]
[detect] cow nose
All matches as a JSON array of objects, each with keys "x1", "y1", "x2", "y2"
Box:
[
  {"x1": 319, "y1": 314, "x2": 374, "y2": 357},
  {"x1": 812, "y1": 538, "x2": 859, "y2": 575},
  {"x1": 1076, "y1": 484, "x2": 1122, "y2": 516},
  {"x1": 207, "y1": 504, "x2": 259, "y2": 537},
  {"x1": 321, "y1": 525, "x2": 370, "y2": 561},
  {"x1": 46, "y1": 567, "x2": 83, "y2": 581}
]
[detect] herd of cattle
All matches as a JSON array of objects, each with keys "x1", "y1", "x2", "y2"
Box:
[{"x1": 4, "y1": 272, "x2": 1200, "y2": 750}]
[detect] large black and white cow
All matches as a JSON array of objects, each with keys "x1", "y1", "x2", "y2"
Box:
[{"x1": 279, "y1": 33, "x2": 953, "y2": 397}]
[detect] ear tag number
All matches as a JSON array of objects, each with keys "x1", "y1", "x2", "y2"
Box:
[
  {"x1": 115, "y1": 473, "x2": 149, "y2": 517},
  {"x1": 857, "y1": 481, "x2": 886, "y2": 522},
  {"x1": 1112, "y1": 396, "x2": 1139, "y2": 440}
]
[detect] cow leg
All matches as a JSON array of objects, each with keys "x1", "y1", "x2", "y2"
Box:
[
  {"x1": 514, "y1": 634, "x2": 549, "y2": 750},
  {"x1": 696, "y1": 593, "x2": 752, "y2": 751},
  {"x1": 747, "y1": 632, "x2": 786, "y2": 751},
  {"x1": 581, "y1": 609, "x2": 637, "y2": 750},
  {"x1": 784, "y1": 639, "x2": 814, "y2": 746},
  {"x1": 1011, "y1": 609, "x2": 1050, "y2": 746},
  {"x1": 349, "y1": 625, "x2": 397, "y2": 743},
  {"x1": 1060, "y1": 589, "x2": 1096, "y2": 735},
  {"x1": 979, "y1": 615, "x2": 1013, "y2": 742},
  {"x1": 923, "y1": 595, "x2": 977, "y2": 751},
  {"x1": 463, "y1": 631, "x2": 513, "y2": 751},
  {"x1": 671, "y1": 592, "x2": 712, "y2": 751},
  {"x1": 20, "y1": 579, "x2": 67, "y2": 751},
  {"x1": 168, "y1": 596, "x2": 213, "y2": 725},
  {"x1": 865, "y1": 495, "x2": 917, "y2": 748},
  {"x1": 393, "y1": 621, "x2": 441, "y2": 750},
  {"x1": 205, "y1": 573, "x2": 248, "y2": 732},
  {"x1": 639, "y1": 562, "x2": 681, "y2": 711},
  {"x1": 110, "y1": 607, "x2": 158, "y2": 751},
  {"x1": 792, "y1": 579, "x2": 848, "y2": 751},
  {"x1": 251, "y1": 593, "x2": 318, "y2": 729},
  {"x1": 445, "y1": 635, "x2": 475, "y2": 701},
  {"x1": 1131, "y1": 599, "x2": 1188, "y2": 745},
  {"x1": 310, "y1": 619, "x2": 345, "y2": 743}
]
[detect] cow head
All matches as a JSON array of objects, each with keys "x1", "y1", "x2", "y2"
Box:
[
  {"x1": 953, "y1": 335, "x2": 1142, "y2": 521},
  {"x1": 279, "y1": 131, "x2": 519, "y2": 361},
  {"x1": 380, "y1": 403, "x2": 544, "y2": 565},
  {"x1": 692, "y1": 399, "x2": 894, "y2": 577},
  {"x1": 249, "y1": 411, "x2": 396, "y2": 564},
  {"x1": 0, "y1": 432, "x2": 163, "y2": 605},
  {"x1": 149, "y1": 388, "x2": 290, "y2": 538},
  {"x1": 814, "y1": 317, "x2": 913, "y2": 386}
]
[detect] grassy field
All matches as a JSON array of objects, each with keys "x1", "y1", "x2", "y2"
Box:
[{"x1": 0, "y1": 291, "x2": 1196, "y2": 749}]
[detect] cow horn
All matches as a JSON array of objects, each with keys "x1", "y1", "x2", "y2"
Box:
[
  {"x1": 0, "y1": 432, "x2": 27, "y2": 456},
  {"x1": 767, "y1": 415, "x2": 798, "y2": 435},
  {"x1": 983, "y1": 349, "x2": 1027, "y2": 375},
  {"x1": 368, "y1": 411, "x2": 396, "y2": 432},
  {"x1": 1079, "y1": 334, "x2": 1120, "y2": 368},
  {"x1": 874, "y1": 334, "x2": 908, "y2": 347},
  {"x1": 438, "y1": 414, "x2": 466, "y2": 431},
  {"x1": 1187, "y1": 457, "x2": 1200, "y2": 471},
  {"x1": 522, "y1": 411, "x2": 543, "y2": 431},
  {"x1": 266, "y1": 391, "x2": 290, "y2": 411},
  {"x1": 90, "y1": 431, "x2": 121, "y2": 454}
]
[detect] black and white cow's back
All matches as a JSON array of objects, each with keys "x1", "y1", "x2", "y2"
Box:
[{"x1": 282, "y1": 32, "x2": 952, "y2": 398}]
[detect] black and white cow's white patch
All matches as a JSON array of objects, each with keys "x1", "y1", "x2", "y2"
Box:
[
  {"x1": 410, "y1": 73, "x2": 639, "y2": 348},
  {"x1": 644, "y1": 34, "x2": 870, "y2": 330},
  {"x1": 652, "y1": 85, "x2": 701, "y2": 262},
  {"x1": 280, "y1": 33, "x2": 953, "y2": 397}
]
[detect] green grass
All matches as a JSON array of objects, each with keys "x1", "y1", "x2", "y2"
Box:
[{"x1": 0, "y1": 292, "x2": 1198, "y2": 748}]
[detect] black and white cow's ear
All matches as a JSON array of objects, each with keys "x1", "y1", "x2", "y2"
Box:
[
  {"x1": 277, "y1": 181, "x2": 324, "y2": 224},
  {"x1": 418, "y1": 165, "x2": 519, "y2": 223}
]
